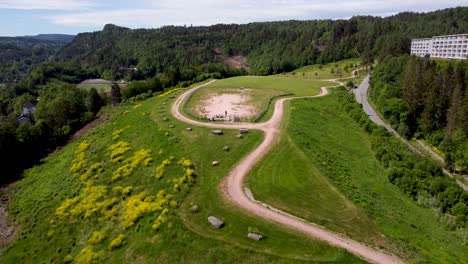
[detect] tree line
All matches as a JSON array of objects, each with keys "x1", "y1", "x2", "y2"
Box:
[
  {"x1": 370, "y1": 55, "x2": 468, "y2": 173},
  {"x1": 336, "y1": 88, "x2": 467, "y2": 234},
  {"x1": 57, "y1": 7, "x2": 468, "y2": 77}
]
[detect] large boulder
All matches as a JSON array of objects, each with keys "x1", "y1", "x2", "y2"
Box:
[
  {"x1": 212, "y1": 129, "x2": 223, "y2": 135},
  {"x1": 208, "y1": 216, "x2": 224, "y2": 229},
  {"x1": 248, "y1": 233, "x2": 263, "y2": 241}
]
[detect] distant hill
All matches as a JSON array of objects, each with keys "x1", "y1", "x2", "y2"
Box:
[
  {"x1": 0, "y1": 37, "x2": 66, "y2": 82},
  {"x1": 23, "y1": 34, "x2": 75, "y2": 43},
  {"x1": 58, "y1": 7, "x2": 468, "y2": 77}
]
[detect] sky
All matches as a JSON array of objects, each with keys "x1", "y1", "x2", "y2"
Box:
[{"x1": 0, "y1": 0, "x2": 467, "y2": 36}]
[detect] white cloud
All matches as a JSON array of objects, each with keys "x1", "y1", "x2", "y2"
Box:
[
  {"x1": 0, "y1": 0, "x2": 95, "y2": 10},
  {"x1": 48, "y1": 0, "x2": 468, "y2": 28}
]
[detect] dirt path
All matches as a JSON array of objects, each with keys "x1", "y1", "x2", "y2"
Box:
[{"x1": 171, "y1": 79, "x2": 404, "y2": 264}]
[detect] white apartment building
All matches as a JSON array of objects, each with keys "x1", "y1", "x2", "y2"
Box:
[{"x1": 411, "y1": 34, "x2": 468, "y2": 60}]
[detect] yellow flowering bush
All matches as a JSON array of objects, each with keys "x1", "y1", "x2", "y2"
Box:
[
  {"x1": 122, "y1": 191, "x2": 168, "y2": 228},
  {"x1": 112, "y1": 128, "x2": 127, "y2": 141},
  {"x1": 158, "y1": 88, "x2": 181, "y2": 98},
  {"x1": 70, "y1": 141, "x2": 90, "y2": 174},
  {"x1": 111, "y1": 149, "x2": 152, "y2": 181},
  {"x1": 178, "y1": 158, "x2": 193, "y2": 168},
  {"x1": 113, "y1": 186, "x2": 132, "y2": 196},
  {"x1": 109, "y1": 141, "x2": 131, "y2": 163},
  {"x1": 109, "y1": 234, "x2": 125, "y2": 250},
  {"x1": 155, "y1": 158, "x2": 171, "y2": 179},
  {"x1": 56, "y1": 185, "x2": 119, "y2": 219},
  {"x1": 89, "y1": 231, "x2": 107, "y2": 245},
  {"x1": 75, "y1": 246, "x2": 100, "y2": 264}
]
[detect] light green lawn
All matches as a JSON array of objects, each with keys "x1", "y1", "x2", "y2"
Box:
[
  {"x1": 77, "y1": 83, "x2": 113, "y2": 93},
  {"x1": 284, "y1": 59, "x2": 361, "y2": 80}
]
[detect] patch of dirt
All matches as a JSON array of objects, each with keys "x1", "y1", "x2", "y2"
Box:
[
  {"x1": 0, "y1": 192, "x2": 16, "y2": 250},
  {"x1": 68, "y1": 116, "x2": 107, "y2": 143},
  {"x1": 196, "y1": 89, "x2": 256, "y2": 120},
  {"x1": 224, "y1": 55, "x2": 249, "y2": 70}
]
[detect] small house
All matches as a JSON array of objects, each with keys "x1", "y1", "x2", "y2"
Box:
[
  {"x1": 23, "y1": 102, "x2": 36, "y2": 116},
  {"x1": 17, "y1": 115, "x2": 32, "y2": 125}
]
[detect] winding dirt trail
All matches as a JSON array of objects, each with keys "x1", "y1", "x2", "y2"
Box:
[{"x1": 171, "y1": 79, "x2": 404, "y2": 264}]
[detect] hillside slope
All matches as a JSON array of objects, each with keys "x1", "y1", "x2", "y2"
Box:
[
  {"x1": 0, "y1": 37, "x2": 65, "y2": 82},
  {"x1": 0, "y1": 85, "x2": 362, "y2": 263},
  {"x1": 57, "y1": 7, "x2": 468, "y2": 76}
]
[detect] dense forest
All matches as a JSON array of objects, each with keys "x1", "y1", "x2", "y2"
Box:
[
  {"x1": 370, "y1": 56, "x2": 468, "y2": 173},
  {"x1": 58, "y1": 7, "x2": 468, "y2": 77},
  {"x1": 0, "y1": 37, "x2": 67, "y2": 83}
]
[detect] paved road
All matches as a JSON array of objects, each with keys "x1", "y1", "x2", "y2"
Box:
[
  {"x1": 353, "y1": 76, "x2": 468, "y2": 191},
  {"x1": 353, "y1": 76, "x2": 410, "y2": 144},
  {"x1": 172, "y1": 79, "x2": 404, "y2": 264}
]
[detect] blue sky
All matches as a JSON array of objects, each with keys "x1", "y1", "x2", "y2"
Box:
[{"x1": 0, "y1": 0, "x2": 467, "y2": 36}]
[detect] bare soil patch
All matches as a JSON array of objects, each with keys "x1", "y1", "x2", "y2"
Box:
[
  {"x1": 195, "y1": 89, "x2": 256, "y2": 121},
  {"x1": 0, "y1": 190, "x2": 16, "y2": 250},
  {"x1": 68, "y1": 116, "x2": 107, "y2": 143},
  {"x1": 224, "y1": 55, "x2": 249, "y2": 70}
]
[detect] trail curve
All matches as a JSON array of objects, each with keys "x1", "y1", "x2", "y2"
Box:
[{"x1": 171, "y1": 79, "x2": 404, "y2": 264}]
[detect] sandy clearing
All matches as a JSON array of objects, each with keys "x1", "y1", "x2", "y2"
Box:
[
  {"x1": 197, "y1": 92, "x2": 256, "y2": 120},
  {"x1": 171, "y1": 79, "x2": 404, "y2": 264}
]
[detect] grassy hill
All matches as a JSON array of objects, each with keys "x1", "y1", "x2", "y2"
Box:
[
  {"x1": 1, "y1": 84, "x2": 362, "y2": 263},
  {"x1": 247, "y1": 91, "x2": 468, "y2": 263},
  {"x1": 184, "y1": 76, "x2": 331, "y2": 122}
]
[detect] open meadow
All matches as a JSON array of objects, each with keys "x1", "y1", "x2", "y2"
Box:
[{"x1": 283, "y1": 59, "x2": 361, "y2": 80}]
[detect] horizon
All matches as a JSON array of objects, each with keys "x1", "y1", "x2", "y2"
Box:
[{"x1": 0, "y1": 0, "x2": 467, "y2": 36}]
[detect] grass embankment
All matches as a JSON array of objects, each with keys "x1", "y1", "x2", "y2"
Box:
[
  {"x1": 283, "y1": 59, "x2": 361, "y2": 80},
  {"x1": 1, "y1": 87, "x2": 362, "y2": 263},
  {"x1": 247, "y1": 91, "x2": 468, "y2": 263},
  {"x1": 185, "y1": 76, "x2": 331, "y2": 122},
  {"x1": 77, "y1": 83, "x2": 113, "y2": 93}
]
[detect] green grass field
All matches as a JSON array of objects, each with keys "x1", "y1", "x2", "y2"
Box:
[
  {"x1": 77, "y1": 83, "x2": 113, "y2": 93},
  {"x1": 1, "y1": 87, "x2": 362, "y2": 263},
  {"x1": 283, "y1": 59, "x2": 361, "y2": 80},
  {"x1": 184, "y1": 76, "x2": 331, "y2": 122},
  {"x1": 247, "y1": 92, "x2": 468, "y2": 263}
]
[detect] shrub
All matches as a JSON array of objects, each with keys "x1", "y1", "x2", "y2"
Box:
[
  {"x1": 56, "y1": 185, "x2": 119, "y2": 219},
  {"x1": 109, "y1": 141, "x2": 132, "y2": 163},
  {"x1": 122, "y1": 191, "x2": 167, "y2": 228},
  {"x1": 76, "y1": 246, "x2": 100, "y2": 264},
  {"x1": 109, "y1": 234, "x2": 125, "y2": 250},
  {"x1": 63, "y1": 255, "x2": 73, "y2": 263},
  {"x1": 248, "y1": 226, "x2": 262, "y2": 235},
  {"x1": 111, "y1": 149, "x2": 152, "y2": 181},
  {"x1": 70, "y1": 141, "x2": 90, "y2": 174},
  {"x1": 89, "y1": 231, "x2": 107, "y2": 244},
  {"x1": 112, "y1": 128, "x2": 127, "y2": 141}
]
